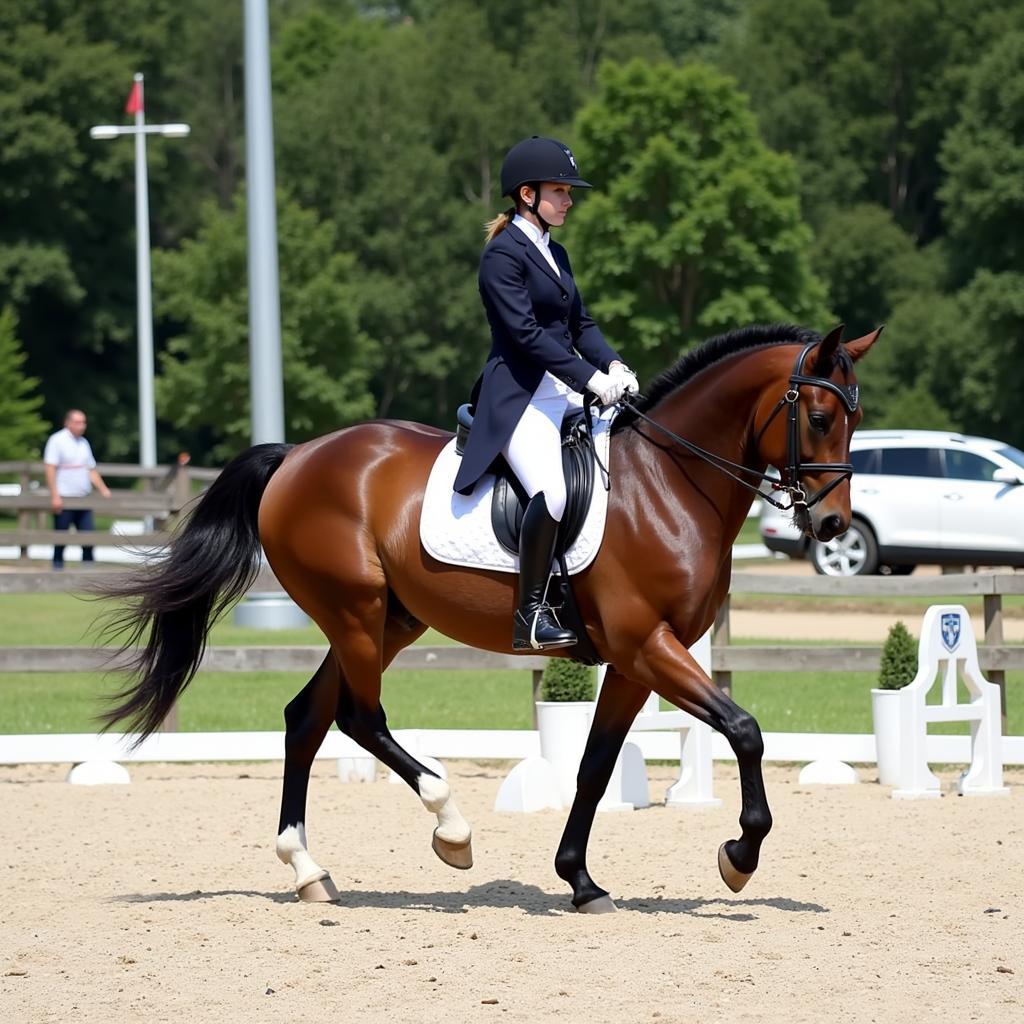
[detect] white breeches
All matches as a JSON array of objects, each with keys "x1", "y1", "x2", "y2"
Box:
[{"x1": 502, "y1": 373, "x2": 584, "y2": 522}]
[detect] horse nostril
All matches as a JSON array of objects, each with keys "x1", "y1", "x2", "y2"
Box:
[{"x1": 821, "y1": 514, "x2": 843, "y2": 536}]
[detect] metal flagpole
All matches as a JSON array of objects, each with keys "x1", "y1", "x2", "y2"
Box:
[
  {"x1": 243, "y1": 0, "x2": 285, "y2": 445},
  {"x1": 90, "y1": 77, "x2": 189, "y2": 469},
  {"x1": 131, "y1": 73, "x2": 157, "y2": 470},
  {"x1": 234, "y1": 0, "x2": 305, "y2": 632}
]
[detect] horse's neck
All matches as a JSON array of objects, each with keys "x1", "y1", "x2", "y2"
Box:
[{"x1": 617, "y1": 367, "x2": 768, "y2": 546}]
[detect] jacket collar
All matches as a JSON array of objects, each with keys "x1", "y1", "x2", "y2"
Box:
[{"x1": 506, "y1": 221, "x2": 571, "y2": 290}]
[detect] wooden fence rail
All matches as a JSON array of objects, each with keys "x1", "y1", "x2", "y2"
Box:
[{"x1": 0, "y1": 459, "x2": 220, "y2": 558}]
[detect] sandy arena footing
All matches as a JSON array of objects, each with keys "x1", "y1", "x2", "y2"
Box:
[{"x1": 1, "y1": 759, "x2": 1021, "y2": 1023}]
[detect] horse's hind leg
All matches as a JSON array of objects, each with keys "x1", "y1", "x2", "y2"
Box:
[
  {"x1": 276, "y1": 654, "x2": 343, "y2": 901},
  {"x1": 333, "y1": 613, "x2": 474, "y2": 869},
  {"x1": 302, "y1": 572, "x2": 473, "y2": 870},
  {"x1": 554, "y1": 669, "x2": 651, "y2": 912}
]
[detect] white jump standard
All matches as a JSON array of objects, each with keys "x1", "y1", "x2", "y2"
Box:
[{"x1": 881, "y1": 604, "x2": 1009, "y2": 800}]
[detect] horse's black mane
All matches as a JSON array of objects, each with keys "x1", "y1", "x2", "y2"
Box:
[{"x1": 612, "y1": 323, "x2": 823, "y2": 432}]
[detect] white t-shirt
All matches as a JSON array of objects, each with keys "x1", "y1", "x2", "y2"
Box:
[{"x1": 43, "y1": 428, "x2": 96, "y2": 497}]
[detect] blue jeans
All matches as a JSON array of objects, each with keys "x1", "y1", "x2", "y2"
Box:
[{"x1": 53, "y1": 508, "x2": 95, "y2": 567}]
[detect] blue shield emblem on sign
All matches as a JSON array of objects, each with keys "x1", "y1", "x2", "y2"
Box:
[{"x1": 940, "y1": 613, "x2": 961, "y2": 652}]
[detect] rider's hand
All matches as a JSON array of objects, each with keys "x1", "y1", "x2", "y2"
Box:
[
  {"x1": 610, "y1": 362, "x2": 640, "y2": 396},
  {"x1": 586, "y1": 369, "x2": 627, "y2": 407}
]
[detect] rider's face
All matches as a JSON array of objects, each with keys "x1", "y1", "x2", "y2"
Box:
[{"x1": 521, "y1": 183, "x2": 573, "y2": 227}]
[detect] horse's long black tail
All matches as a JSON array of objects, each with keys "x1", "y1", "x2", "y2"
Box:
[{"x1": 97, "y1": 443, "x2": 293, "y2": 741}]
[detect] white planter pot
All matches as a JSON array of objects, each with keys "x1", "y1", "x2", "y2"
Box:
[
  {"x1": 871, "y1": 688, "x2": 904, "y2": 786},
  {"x1": 536, "y1": 701, "x2": 595, "y2": 806}
]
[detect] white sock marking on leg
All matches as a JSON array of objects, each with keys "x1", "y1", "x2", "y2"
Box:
[
  {"x1": 418, "y1": 773, "x2": 471, "y2": 844},
  {"x1": 276, "y1": 822, "x2": 328, "y2": 889}
]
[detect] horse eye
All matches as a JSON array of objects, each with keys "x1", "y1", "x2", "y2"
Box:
[{"x1": 809, "y1": 413, "x2": 829, "y2": 432}]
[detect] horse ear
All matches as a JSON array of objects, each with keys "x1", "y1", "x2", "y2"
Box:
[
  {"x1": 843, "y1": 325, "x2": 885, "y2": 362},
  {"x1": 811, "y1": 324, "x2": 845, "y2": 375}
]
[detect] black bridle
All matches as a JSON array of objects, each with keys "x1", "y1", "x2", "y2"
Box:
[{"x1": 619, "y1": 340, "x2": 860, "y2": 514}]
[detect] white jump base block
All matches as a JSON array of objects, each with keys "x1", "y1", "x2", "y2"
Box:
[
  {"x1": 798, "y1": 760, "x2": 860, "y2": 785},
  {"x1": 66, "y1": 760, "x2": 131, "y2": 785}
]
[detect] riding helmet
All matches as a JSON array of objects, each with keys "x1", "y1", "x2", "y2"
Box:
[{"x1": 500, "y1": 136, "x2": 592, "y2": 197}]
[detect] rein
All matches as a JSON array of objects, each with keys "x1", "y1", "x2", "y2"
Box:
[{"x1": 619, "y1": 341, "x2": 859, "y2": 513}]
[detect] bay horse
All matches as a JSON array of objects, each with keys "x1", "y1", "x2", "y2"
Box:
[{"x1": 100, "y1": 322, "x2": 880, "y2": 913}]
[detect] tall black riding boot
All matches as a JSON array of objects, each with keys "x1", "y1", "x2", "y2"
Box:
[{"x1": 513, "y1": 493, "x2": 577, "y2": 651}]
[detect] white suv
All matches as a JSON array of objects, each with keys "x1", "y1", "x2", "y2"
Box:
[{"x1": 760, "y1": 429, "x2": 1024, "y2": 575}]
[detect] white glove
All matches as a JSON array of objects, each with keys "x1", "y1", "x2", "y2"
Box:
[
  {"x1": 610, "y1": 362, "x2": 640, "y2": 396},
  {"x1": 586, "y1": 369, "x2": 627, "y2": 406}
]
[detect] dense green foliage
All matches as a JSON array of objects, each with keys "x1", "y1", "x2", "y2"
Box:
[
  {"x1": 0, "y1": 307, "x2": 48, "y2": 458},
  {"x1": 540, "y1": 659, "x2": 597, "y2": 702},
  {"x1": 566, "y1": 60, "x2": 829, "y2": 380},
  {"x1": 3, "y1": 0, "x2": 1024, "y2": 464},
  {"x1": 878, "y1": 620, "x2": 918, "y2": 690}
]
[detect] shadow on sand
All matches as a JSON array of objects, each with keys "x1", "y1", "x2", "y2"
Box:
[{"x1": 114, "y1": 883, "x2": 828, "y2": 920}]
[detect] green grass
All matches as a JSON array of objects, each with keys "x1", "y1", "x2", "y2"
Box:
[
  {"x1": 0, "y1": 594, "x2": 1020, "y2": 736},
  {"x1": 2, "y1": 666, "x2": 1018, "y2": 736},
  {"x1": 735, "y1": 517, "x2": 763, "y2": 546},
  {"x1": 0, "y1": 594, "x2": 459, "y2": 648},
  {"x1": 0, "y1": 669, "x2": 535, "y2": 734}
]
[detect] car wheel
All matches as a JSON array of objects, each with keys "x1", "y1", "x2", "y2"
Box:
[{"x1": 810, "y1": 520, "x2": 879, "y2": 577}]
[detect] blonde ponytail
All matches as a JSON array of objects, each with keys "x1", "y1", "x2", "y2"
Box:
[{"x1": 484, "y1": 207, "x2": 516, "y2": 242}]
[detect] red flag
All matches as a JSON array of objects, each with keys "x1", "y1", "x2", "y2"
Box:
[{"x1": 125, "y1": 80, "x2": 143, "y2": 115}]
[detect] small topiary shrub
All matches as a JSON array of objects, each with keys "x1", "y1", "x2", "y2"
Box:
[
  {"x1": 541, "y1": 659, "x2": 596, "y2": 702},
  {"x1": 878, "y1": 620, "x2": 918, "y2": 689}
]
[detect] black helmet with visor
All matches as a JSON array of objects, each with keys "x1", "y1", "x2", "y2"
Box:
[
  {"x1": 500, "y1": 137, "x2": 591, "y2": 229},
  {"x1": 500, "y1": 136, "x2": 592, "y2": 196}
]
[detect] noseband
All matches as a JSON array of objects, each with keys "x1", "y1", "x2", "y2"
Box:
[{"x1": 620, "y1": 340, "x2": 859, "y2": 514}]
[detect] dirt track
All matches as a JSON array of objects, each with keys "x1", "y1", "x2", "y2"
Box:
[
  {"x1": 733, "y1": 609, "x2": 1024, "y2": 642},
  {"x1": 2, "y1": 759, "x2": 1021, "y2": 1024}
]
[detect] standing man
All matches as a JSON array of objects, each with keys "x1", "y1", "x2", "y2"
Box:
[{"x1": 44, "y1": 409, "x2": 111, "y2": 570}]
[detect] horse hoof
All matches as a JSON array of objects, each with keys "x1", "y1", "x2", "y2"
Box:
[
  {"x1": 297, "y1": 873, "x2": 341, "y2": 903},
  {"x1": 717, "y1": 843, "x2": 753, "y2": 893},
  {"x1": 432, "y1": 830, "x2": 473, "y2": 870},
  {"x1": 576, "y1": 894, "x2": 617, "y2": 914}
]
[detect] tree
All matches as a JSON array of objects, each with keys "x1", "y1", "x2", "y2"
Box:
[
  {"x1": 0, "y1": 0, "x2": 244, "y2": 456},
  {"x1": 722, "y1": 0, "x2": 1017, "y2": 237},
  {"x1": 0, "y1": 307, "x2": 48, "y2": 460},
  {"x1": 564, "y1": 60, "x2": 830, "y2": 381},
  {"x1": 273, "y1": 14, "x2": 520, "y2": 424},
  {"x1": 0, "y1": 12, "x2": 134, "y2": 440},
  {"x1": 952, "y1": 271, "x2": 1024, "y2": 446},
  {"x1": 854, "y1": 290, "x2": 963, "y2": 434},
  {"x1": 812, "y1": 204, "x2": 946, "y2": 338},
  {"x1": 939, "y1": 31, "x2": 1024, "y2": 281},
  {"x1": 153, "y1": 192, "x2": 375, "y2": 462}
]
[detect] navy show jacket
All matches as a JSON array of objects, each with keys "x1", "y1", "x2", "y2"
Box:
[{"x1": 453, "y1": 222, "x2": 620, "y2": 495}]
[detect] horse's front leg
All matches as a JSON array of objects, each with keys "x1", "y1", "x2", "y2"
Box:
[
  {"x1": 639, "y1": 624, "x2": 772, "y2": 892},
  {"x1": 554, "y1": 669, "x2": 651, "y2": 912}
]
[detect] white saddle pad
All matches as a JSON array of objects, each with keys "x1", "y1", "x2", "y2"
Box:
[{"x1": 419, "y1": 408, "x2": 615, "y2": 575}]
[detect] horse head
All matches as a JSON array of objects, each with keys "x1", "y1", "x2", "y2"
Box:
[{"x1": 755, "y1": 324, "x2": 883, "y2": 543}]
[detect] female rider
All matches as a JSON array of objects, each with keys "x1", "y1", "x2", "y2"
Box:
[{"x1": 453, "y1": 136, "x2": 639, "y2": 651}]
